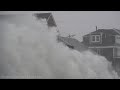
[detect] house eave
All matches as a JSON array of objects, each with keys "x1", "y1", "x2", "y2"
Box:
[
  {"x1": 88, "y1": 46, "x2": 116, "y2": 48},
  {"x1": 88, "y1": 45, "x2": 120, "y2": 48}
]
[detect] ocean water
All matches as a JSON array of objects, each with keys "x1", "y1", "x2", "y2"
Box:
[{"x1": 0, "y1": 14, "x2": 119, "y2": 79}]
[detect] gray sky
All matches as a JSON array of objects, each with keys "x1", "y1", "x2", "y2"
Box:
[
  {"x1": 0, "y1": 11, "x2": 120, "y2": 41},
  {"x1": 53, "y1": 11, "x2": 120, "y2": 41}
]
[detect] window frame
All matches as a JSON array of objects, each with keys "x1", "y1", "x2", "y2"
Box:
[
  {"x1": 115, "y1": 35, "x2": 120, "y2": 44},
  {"x1": 91, "y1": 35, "x2": 101, "y2": 43},
  {"x1": 113, "y1": 48, "x2": 120, "y2": 58}
]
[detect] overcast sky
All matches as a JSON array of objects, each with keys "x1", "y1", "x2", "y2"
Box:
[{"x1": 0, "y1": 11, "x2": 120, "y2": 41}]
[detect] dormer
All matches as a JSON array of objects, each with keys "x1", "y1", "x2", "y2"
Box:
[{"x1": 90, "y1": 34, "x2": 101, "y2": 43}]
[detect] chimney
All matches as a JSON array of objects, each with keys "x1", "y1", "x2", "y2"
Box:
[{"x1": 96, "y1": 26, "x2": 98, "y2": 31}]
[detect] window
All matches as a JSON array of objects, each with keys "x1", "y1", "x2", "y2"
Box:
[
  {"x1": 114, "y1": 48, "x2": 120, "y2": 58},
  {"x1": 96, "y1": 36, "x2": 100, "y2": 41},
  {"x1": 97, "y1": 49, "x2": 101, "y2": 55},
  {"x1": 91, "y1": 35, "x2": 100, "y2": 42},
  {"x1": 115, "y1": 35, "x2": 120, "y2": 44},
  {"x1": 92, "y1": 36, "x2": 95, "y2": 41},
  {"x1": 117, "y1": 48, "x2": 120, "y2": 57}
]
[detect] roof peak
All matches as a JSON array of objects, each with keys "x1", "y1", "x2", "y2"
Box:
[
  {"x1": 34, "y1": 13, "x2": 57, "y2": 27},
  {"x1": 84, "y1": 28, "x2": 120, "y2": 36}
]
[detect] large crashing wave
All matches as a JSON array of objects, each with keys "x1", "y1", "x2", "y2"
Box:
[{"x1": 0, "y1": 14, "x2": 119, "y2": 79}]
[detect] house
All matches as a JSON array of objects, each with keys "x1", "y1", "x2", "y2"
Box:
[
  {"x1": 35, "y1": 13, "x2": 87, "y2": 52},
  {"x1": 57, "y1": 35, "x2": 88, "y2": 52},
  {"x1": 34, "y1": 13, "x2": 57, "y2": 27},
  {"x1": 82, "y1": 28, "x2": 120, "y2": 66}
]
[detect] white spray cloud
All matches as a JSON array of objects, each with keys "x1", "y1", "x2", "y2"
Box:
[{"x1": 0, "y1": 14, "x2": 119, "y2": 79}]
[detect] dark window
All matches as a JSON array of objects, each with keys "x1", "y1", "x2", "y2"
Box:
[
  {"x1": 97, "y1": 49, "x2": 101, "y2": 55},
  {"x1": 91, "y1": 35, "x2": 100, "y2": 42},
  {"x1": 96, "y1": 36, "x2": 100, "y2": 41},
  {"x1": 114, "y1": 48, "x2": 120, "y2": 57},
  {"x1": 92, "y1": 36, "x2": 95, "y2": 41}
]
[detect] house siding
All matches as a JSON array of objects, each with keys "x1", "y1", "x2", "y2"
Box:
[
  {"x1": 90, "y1": 48, "x2": 113, "y2": 62},
  {"x1": 83, "y1": 33, "x2": 115, "y2": 47},
  {"x1": 101, "y1": 48, "x2": 113, "y2": 62},
  {"x1": 112, "y1": 58, "x2": 120, "y2": 74},
  {"x1": 83, "y1": 36, "x2": 89, "y2": 46},
  {"x1": 102, "y1": 34, "x2": 115, "y2": 46}
]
